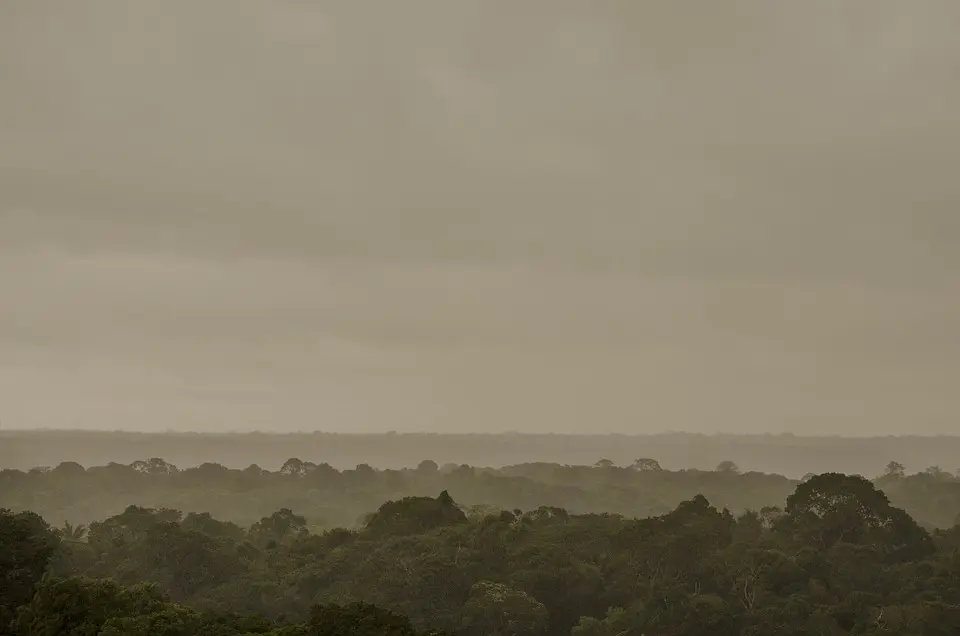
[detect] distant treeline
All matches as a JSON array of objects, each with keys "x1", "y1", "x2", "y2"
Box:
[
  {"x1": 4, "y1": 430, "x2": 960, "y2": 478},
  {"x1": 2, "y1": 456, "x2": 959, "y2": 530},
  {"x1": 4, "y1": 473, "x2": 960, "y2": 635}
]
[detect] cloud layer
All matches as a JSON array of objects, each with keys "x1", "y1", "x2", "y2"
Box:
[{"x1": 2, "y1": 1, "x2": 958, "y2": 434}]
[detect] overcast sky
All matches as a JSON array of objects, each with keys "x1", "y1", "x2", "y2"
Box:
[{"x1": 2, "y1": 1, "x2": 958, "y2": 435}]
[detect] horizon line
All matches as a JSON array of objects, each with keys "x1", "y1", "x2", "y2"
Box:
[{"x1": 1, "y1": 428, "x2": 956, "y2": 439}]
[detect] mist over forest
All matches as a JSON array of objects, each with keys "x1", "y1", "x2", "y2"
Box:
[
  {"x1": 4, "y1": 441, "x2": 960, "y2": 635},
  {"x1": 3, "y1": 1, "x2": 960, "y2": 634},
  {"x1": 3, "y1": 430, "x2": 960, "y2": 479}
]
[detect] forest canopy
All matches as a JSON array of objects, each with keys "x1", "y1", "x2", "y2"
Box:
[
  {"x1": 2, "y1": 454, "x2": 959, "y2": 531},
  {"x1": 3, "y1": 464, "x2": 960, "y2": 635}
]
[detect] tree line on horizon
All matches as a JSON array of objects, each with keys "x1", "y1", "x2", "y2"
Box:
[{"x1": 6, "y1": 430, "x2": 960, "y2": 482}]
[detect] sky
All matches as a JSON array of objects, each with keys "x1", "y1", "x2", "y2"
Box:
[{"x1": 1, "y1": 0, "x2": 958, "y2": 435}]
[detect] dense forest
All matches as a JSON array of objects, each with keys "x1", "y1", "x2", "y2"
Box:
[
  {"x1": 3, "y1": 461, "x2": 960, "y2": 634},
  {"x1": 2, "y1": 456, "x2": 960, "y2": 531}
]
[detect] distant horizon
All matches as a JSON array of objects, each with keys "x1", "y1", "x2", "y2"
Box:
[
  {"x1": 3, "y1": 427, "x2": 958, "y2": 439},
  {"x1": 6, "y1": 426, "x2": 959, "y2": 478}
]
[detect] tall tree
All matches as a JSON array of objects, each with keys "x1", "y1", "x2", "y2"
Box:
[{"x1": 0, "y1": 509, "x2": 60, "y2": 633}]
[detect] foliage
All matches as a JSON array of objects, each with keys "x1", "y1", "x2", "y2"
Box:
[
  {"x1": 0, "y1": 510, "x2": 60, "y2": 633},
  {"x1": 365, "y1": 492, "x2": 466, "y2": 537},
  {"x1": 3, "y1": 463, "x2": 960, "y2": 635},
  {"x1": 10, "y1": 456, "x2": 960, "y2": 532},
  {"x1": 460, "y1": 581, "x2": 548, "y2": 636}
]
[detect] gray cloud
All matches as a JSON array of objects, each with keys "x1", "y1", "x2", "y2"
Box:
[{"x1": 2, "y1": 0, "x2": 958, "y2": 434}]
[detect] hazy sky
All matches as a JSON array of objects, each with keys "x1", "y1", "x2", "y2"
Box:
[{"x1": 2, "y1": 1, "x2": 958, "y2": 435}]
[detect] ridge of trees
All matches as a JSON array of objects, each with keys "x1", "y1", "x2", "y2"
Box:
[
  {"x1": 2, "y1": 457, "x2": 959, "y2": 531},
  {"x1": 4, "y1": 472, "x2": 960, "y2": 635},
  {"x1": 5, "y1": 430, "x2": 960, "y2": 480}
]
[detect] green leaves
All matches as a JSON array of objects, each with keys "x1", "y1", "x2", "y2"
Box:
[
  {"x1": 11, "y1": 577, "x2": 168, "y2": 636},
  {"x1": 364, "y1": 493, "x2": 467, "y2": 537},
  {"x1": 4, "y1": 469, "x2": 960, "y2": 636},
  {"x1": 460, "y1": 581, "x2": 548, "y2": 636},
  {"x1": 0, "y1": 510, "x2": 60, "y2": 634},
  {"x1": 781, "y1": 473, "x2": 933, "y2": 557}
]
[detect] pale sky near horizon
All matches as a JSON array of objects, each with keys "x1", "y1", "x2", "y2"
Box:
[{"x1": 1, "y1": 1, "x2": 958, "y2": 435}]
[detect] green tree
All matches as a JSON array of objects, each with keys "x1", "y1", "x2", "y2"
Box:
[
  {"x1": 781, "y1": 473, "x2": 933, "y2": 557},
  {"x1": 883, "y1": 461, "x2": 905, "y2": 478},
  {"x1": 459, "y1": 581, "x2": 548, "y2": 636},
  {"x1": 716, "y1": 461, "x2": 740, "y2": 474},
  {"x1": 632, "y1": 458, "x2": 662, "y2": 471},
  {"x1": 308, "y1": 602, "x2": 419, "y2": 636},
  {"x1": 12, "y1": 577, "x2": 168, "y2": 636},
  {"x1": 249, "y1": 509, "x2": 308, "y2": 549},
  {"x1": 98, "y1": 605, "x2": 202, "y2": 636},
  {"x1": 416, "y1": 460, "x2": 439, "y2": 474},
  {"x1": 57, "y1": 522, "x2": 88, "y2": 543},
  {"x1": 130, "y1": 458, "x2": 179, "y2": 476},
  {"x1": 0, "y1": 509, "x2": 60, "y2": 632},
  {"x1": 365, "y1": 492, "x2": 466, "y2": 537}
]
